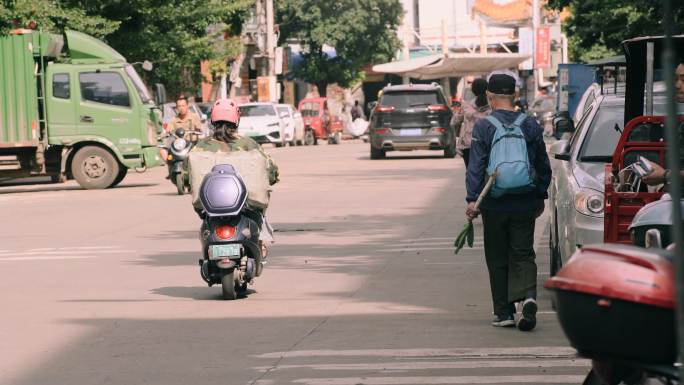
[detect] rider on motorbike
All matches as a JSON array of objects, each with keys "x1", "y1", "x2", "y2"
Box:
[
  {"x1": 192, "y1": 98, "x2": 279, "y2": 182},
  {"x1": 190, "y1": 98, "x2": 280, "y2": 251}
]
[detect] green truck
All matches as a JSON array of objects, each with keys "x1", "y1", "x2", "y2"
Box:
[{"x1": 0, "y1": 29, "x2": 163, "y2": 189}]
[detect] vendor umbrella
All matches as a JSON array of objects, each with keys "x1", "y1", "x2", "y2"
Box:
[{"x1": 454, "y1": 173, "x2": 496, "y2": 254}]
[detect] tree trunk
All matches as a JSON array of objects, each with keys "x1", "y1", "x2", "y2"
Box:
[{"x1": 315, "y1": 82, "x2": 328, "y2": 97}]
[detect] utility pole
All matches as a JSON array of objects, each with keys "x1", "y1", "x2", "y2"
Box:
[
  {"x1": 402, "y1": 23, "x2": 411, "y2": 85},
  {"x1": 531, "y1": 0, "x2": 539, "y2": 99},
  {"x1": 266, "y1": 0, "x2": 276, "y2": 102},
  {"x1": 441, "y1": 19, "x2": 451, "y2": 100}
]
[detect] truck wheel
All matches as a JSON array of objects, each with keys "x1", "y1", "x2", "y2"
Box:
[
  {"x1": 304, "y1": 130, "x2": 314, "y2": 146},
  {"x1": 370, "y1": 146, "x2": 386, "y2": 160},
  {"x1": 109, "y1": 168, "x2": 128, "y2": 188},
  {"x1": 221, "y1": 270, "x2": 237, "y2": 300},
  {"x1": 71, "y1": 146, "x2": 120, "y2": 189}
]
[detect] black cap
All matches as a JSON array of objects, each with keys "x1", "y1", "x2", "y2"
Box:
[{"x1": 487, "y1": 74, "x2": 516, "y2": 95}]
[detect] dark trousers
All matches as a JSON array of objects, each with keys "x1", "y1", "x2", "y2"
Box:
[
  {"x1": 481, "y1": 209, "x2": 538, "y2": 317},
  {"x1": 462, "y1": 148, "x2": 470, "y2": 168}
]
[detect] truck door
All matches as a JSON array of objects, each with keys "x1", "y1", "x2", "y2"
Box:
[
  {"x1": 45, "y1": 67, "x2": 78, "y2": 139},
  {"x1": 76, "y1": 69, "x2": 139, "y2": 153}
]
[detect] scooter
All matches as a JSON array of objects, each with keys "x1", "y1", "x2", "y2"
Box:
[
  {"x1": 166, "y1": 128, "x2": 196, "y2": 195},
  {"x1": 196, "y1": 164, "x2": 264, "y2": 300}
]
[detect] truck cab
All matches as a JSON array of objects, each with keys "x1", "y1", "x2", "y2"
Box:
[{"x1": 0, "y1": 29, "x2": 162, "y2": 189}]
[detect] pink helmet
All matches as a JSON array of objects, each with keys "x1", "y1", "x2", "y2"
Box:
[{"x1": 211, "y1": 98, "x2": 240, "y2": 125}]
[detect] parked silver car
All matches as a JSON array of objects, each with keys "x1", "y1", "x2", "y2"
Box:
[{"x1": 548, "y1": 94, "x2": 624, "y2": 275}]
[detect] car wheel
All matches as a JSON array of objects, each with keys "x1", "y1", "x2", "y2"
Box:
[
  {"x1": 304, "y1": 130, "x2": 315, "y2": 146},
  {"x1": 71, "y1": 146, "x2": 120, "y2": 189},
  {"x1": 370, "y1": 146, "x2": 386, "y2": 160},
  {"x1": 444, "y1": 138, "x2": 457, "y2": 158}
]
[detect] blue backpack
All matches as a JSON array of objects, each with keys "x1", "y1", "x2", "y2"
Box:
[{"x1": 485, "y1": 113, "x2": 536, "y2": 198}]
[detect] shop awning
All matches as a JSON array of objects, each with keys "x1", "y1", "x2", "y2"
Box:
[{"x1": 372, "y1": 53, "x2": 531, "y2": 79}]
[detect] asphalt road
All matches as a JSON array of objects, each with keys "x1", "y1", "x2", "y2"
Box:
[{"x1": 0, "y1": 141, "x2": 588, "y2": 385}]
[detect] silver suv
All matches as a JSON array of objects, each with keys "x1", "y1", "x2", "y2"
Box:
[
  {"x1": 368, "y1": 84, "x2": 455, "y2": 159},
  {"x1": 548, "y1": 94, "x2": 623, "y2": 275}
]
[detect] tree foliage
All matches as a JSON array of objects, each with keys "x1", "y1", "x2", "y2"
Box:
[
  {"x1": 0, "y1": 0, "x2": 118, "y2": 37},
  {"x1": 2, "y1": 0, "x2": 252, "y2": 97},
  {"x1": 277, "y1": 0, "x2": 403, "y2": 96},
  {"x1": 548, "y1": 0, "x2": 684, "y2": 62}
]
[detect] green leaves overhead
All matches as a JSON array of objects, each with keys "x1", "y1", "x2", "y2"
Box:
[
  {"x1": 548, "y1": 0, "x2": 684, "y2": 62},
  {"x1": 2, "y1": 0, "x2": 252, "y2": 97},
  {"x1": 277, "y1": 0, "x2": 403, "y2": 95},
  {"x1": 1, "y1": 0, "x2": 119, "y2": 37}
]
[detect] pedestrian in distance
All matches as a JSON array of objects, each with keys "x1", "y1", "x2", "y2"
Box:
[
  {"x1": 465, "y1": 73, "x2": 552, "y2": 331},
  {"x1": 451, "y1": 78, "x2": 491, "y2": 168},
  {"x1": 351, "y1": 100, "x2": 365, "y2": 121}
]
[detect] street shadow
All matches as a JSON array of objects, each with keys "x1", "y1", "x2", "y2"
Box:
[
  {"x1": 142, "y1": 230, "x2": 199, "y2": 241},
  {"x1": 131, "y1": 250, "x2": 198, "y2": 267},
  {"x1": 357, "y1": 154, "x2": 456, "y2": 161},
  {"x1": 151, "y1": 286, "x2": 257, "y2": 300}
]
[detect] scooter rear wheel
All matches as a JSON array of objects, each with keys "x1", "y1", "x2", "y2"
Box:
[{"x1": 221, "y1": 271, "x2": 237, "y2": 300}]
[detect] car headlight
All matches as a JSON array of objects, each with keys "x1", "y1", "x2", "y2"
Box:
[
  {"x1": 574, "y1": 189, "x2": 604, "y2": 217},
  {"x1": 172, "y1": 138, "x2": 187, "y2": 151}
]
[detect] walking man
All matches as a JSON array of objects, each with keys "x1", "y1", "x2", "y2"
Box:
[{"x1": 465, "y1": 73, "x2": 552, "y2": 331}]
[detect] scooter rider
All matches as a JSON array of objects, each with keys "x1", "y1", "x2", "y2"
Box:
[
  {"x1": 191, "y1": 98, "x2": 280, "y2": 250},
  {"x1": 192, "y1": 98, "x2": 279, "y2": 182}
]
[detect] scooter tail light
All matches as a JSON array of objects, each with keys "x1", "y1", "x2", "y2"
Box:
[
  {"x1": 432, "y1": 127, "x2": 446, "y2": 134},
  {"x1": 376, "y1": 105, "x2": 395, "y2": 113},
  {"x1": 375, "y1": 128, "x2": 391, "y2": 135},
  {"x1": 215, "y1": 225, "x2": 236, "y2": 240}
]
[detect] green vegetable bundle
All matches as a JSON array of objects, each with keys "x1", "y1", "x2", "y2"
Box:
[{"x1": 454, "y1": 173, "x2": 496, "y2": 255}]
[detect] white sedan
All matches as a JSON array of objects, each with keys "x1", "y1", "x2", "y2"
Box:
[{"x1": 238, "y1": 103, "x2": 287, "y2": 147}]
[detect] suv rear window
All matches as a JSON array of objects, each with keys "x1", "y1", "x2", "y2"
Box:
[{"x1": 380, "y1": 91, "x2": 443, "y2": 109}]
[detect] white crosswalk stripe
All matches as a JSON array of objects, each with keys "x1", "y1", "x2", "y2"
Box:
[
  {"x1": 0, "y1": 245, "x2": 134, "y2": 261},
  {"x1": 253, "y1": 347, "x2": 589, "y2": 384},
  {"x1": 292, "y1": 375, "x2": 586, "y2": 385}
]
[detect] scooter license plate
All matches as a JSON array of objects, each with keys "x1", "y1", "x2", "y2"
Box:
[{"x1": 210, "y1": 244, "x2": 241, "y2": 259}]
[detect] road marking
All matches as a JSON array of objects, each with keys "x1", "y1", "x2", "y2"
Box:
[
  {"x1": 24, "y1": 246, "x2": 119, "y2": 252},
  {"x1": 0, "y1": 250, "x2": 135, "y2": 257},
  {"x1": 379, "y1": 247, "x2": 484, "y2": 252},
  {"x1": 255, "y1": 359, "x2": 589, "y2": 372},
  {"x1": 292, "y1": 375, "x2": 586, "y2": 384},
  {"x1": 0, "y1": 256, "x2": 98, "y2": 261},
  {"x1": 255, "y1": 347, "x2": 578, "y2": 359}
]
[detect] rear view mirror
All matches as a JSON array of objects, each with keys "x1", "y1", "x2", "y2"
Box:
[
  {"x1": 368, "y1": 101, "x2": 378, "y2": 111},
  {"x1": 142, "y1": 60, "x2": 154, "y2": 71},
  {"x1": 553, "y1": 111, "x2": 574, "y2": 134},
  {"x1": 550, "y1": 139, "x2": 571, "y2": 161},
  {"x1": 154, "y1": 83, "x2": 167, "y2": 106}
]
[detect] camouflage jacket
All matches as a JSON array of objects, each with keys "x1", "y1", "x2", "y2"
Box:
[{"x1": 191, "y1": 136, "x2": 280, "y2": 185}]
